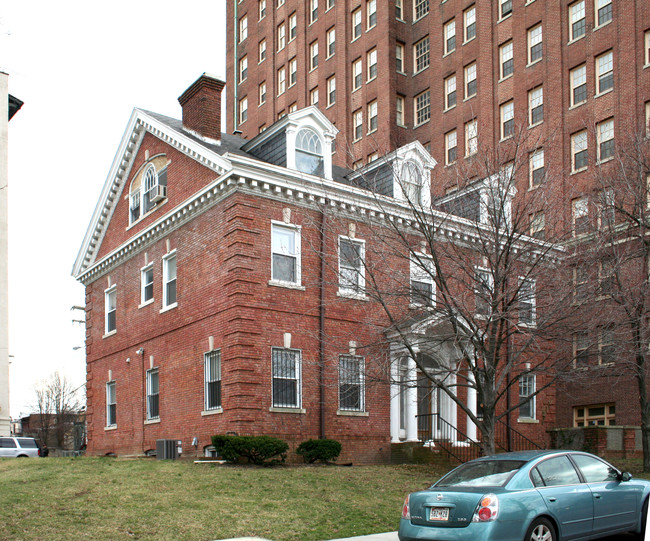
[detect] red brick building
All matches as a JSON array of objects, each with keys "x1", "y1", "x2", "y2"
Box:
[{"x1": 73, "y1": 73, "x2": 559, "y2": 461}]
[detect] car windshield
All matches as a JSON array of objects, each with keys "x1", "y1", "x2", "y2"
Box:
[{"x1": 435, "y1": 460, "x2": 526, "y2": 488}]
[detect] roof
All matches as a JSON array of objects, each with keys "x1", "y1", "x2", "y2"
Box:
[{"x1": 8, "y1": 94, "x2": 23, "y2": 121}]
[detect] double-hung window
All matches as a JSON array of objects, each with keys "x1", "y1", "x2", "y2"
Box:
[
  {"x1": 569, "y1": 1, "x2": 586, "y2": 41},
  {"x1": 289, "y1": 12, "x2": 297, "y2": 40},
  {"x1": 204, "y1": 350, "x2": 222, "y2": 411},
  {"x1": 572, "y1": 196, "x2": 589, "y2": 236},
  {"x1": 278, "y1": 23, "x2": 286, "y2": 51},
  {"x1": 530, "y1": 149, "x2": 545, "y2": 187},
  {"x1": 141, "y1": 264, "x2": 154, "y2": 305},
  {"x1": 444, "y1": 75, "x2": 456, "y2": 110},
  {"x1": 414, "y1": 90, "x2": 431, "y2": 126},
  {"x1": 465, "y1": 119, "x2": 478, "y2": 156},
  {"x1": 367, "y1": 49, "x2": 377, "y2": 80},
  {"x1": 396, "y1": 43, "x2": 405, "y2": 73},
  {"x1": 239, "y1": 56, "x2": 248, "y2": 83},
  {"x1": 570, "y1": 64, "x2": 587, "y2": 106},
  {"x1": 146, "y1": 368, "x2": 159, "y2": 420},
  {"x1": 367, "y1": 100, "x2": 378, "y2": 133},
  {"x1": 353, "y1": 109, "x2": 363, "y2": 140},
  {"x1": 464, "y1": 6, "x2": 476, "y2": 42},
  {"x1": 465, "y1": 62, "x2": 477, "y2": 99},
  {"x1": 310, "y1": 0, "x2": 318, "y2": 23},
  {"x1": 518, "y1": 277, "x2": 536, "y2": 326},
  {"x1": 105, "y1": 286, "x2": 116, "y2": 334},
  {"x1": 444, "y1": 20, "x2": 456, "y2": 55},
  {"x1": 396, "y1": 96, "x2": 405, "y2": 126},
  {"x1": 239, "y1": 97, "x2": 248, "y2": 124},
  {"x1": 258, "y1": 40, "x2": 267, "y2": 63},
  {"x1": 239, "y1": 15, "x2": 248, "y2": 42},
  {"x1": 272, "y1": 348, "x2": 301, "y2": 408},
  {"x1": 278, "y1": 67, "x2": 286, "y2": 95},
  {"x1": 106, "y1": 381, "x2": 116, "y2": 427},
  {"x1": 339, "y1": 355, "x2": 365, "y2": 412},
  {"x1": 445, "y1": 130, "x2": 457, "y2": 164},
  {"x1": 259, "y1": 81, "x2": 267, "y2": 105},
  {"x1": 327, "y1": 76, "x2": 336, "y2": 106},
  {"x1": 352, "y1": 59, "x2": 362, "y2": 91},
  {"x1": 573, "y1": 332, "x2": 590, "y2": 368},
  {"x1": 310, "y1": 87, "x2": 319, "y2": 106},
  {"x1": 367, "y1": 0, "x2": 377, "y2": 29},
  {"x1": 475, "y1": 268, "x2": 493, "y2": 317},
  {"x1": 596, "y1": 51, "x2": 613, "y2": 95},
  {"x1": 500, "y1": 41, "x2": 514, "y2": 79},
  {"x1": 500, "y1": 0, "x2": 512, "y2": 19},
  {"x1": 597, "y1": 118, "x2": 614, "y2": 162},
  {"x1": 519, "y1": 375, "x2": 536, "y2": 419},
  {"x1": 271, "y1": 223, "x2": 301, "y2": 285},
  {"x1": 310, "y1": 41, "x2": 319, "y2": 70},
  {"x1": 500, "y1": 101, "x2": 514, "y2": 139},
  {"x1": 530, "y1": 212, "x2": 545, "y2": 240},
  {"x1": 529, "y1": 86, "x2": 543, "y2": 126},
  {"x1": 162, "y1": 252, "x2": 177, "y2": 309},
  {"x1": 596, "y1": 0, "x2": 612, "y2": 27},
  {"x1": 259, "y1": 0, "x2": 266, "y2": 19},
  {"x1": 339, "y1": 237, "x2": 365, "y2": 294},
  {"x1": 410, "y1": 255, "x2": 435, "y2": 306},
  {"x1": 289, "y1": 58, "x2": 297, "y2": 86},
  {"x1": 414, "y1": 37, "x2": 430, "y2": 73},
  {"x1": 646, "y1": 31, "x2": 650, "y2": 67},
  {"x1": 396, "y1": 0, "x2": 403, "y2": 20},
  {"x1": 327, "y1": 27, "x2": 335, "y2": 57},
  {"x1": 414, "y1": 0, "x2": 429, "y2": 20},
  {"x1": 528, "y1": 25, "x2": 542, "y2": 64},
  {"x1": 352, "y1": 9, "x2": 362, "y2": 40},
  {"x1": 572, "y1": 131, "x2": 588, "y2": 171}
]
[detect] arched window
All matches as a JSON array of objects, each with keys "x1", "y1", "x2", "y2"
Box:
[
  {"x1": 143, "y1": 165, "x2": 158, "y2": 214},
  {"x1": 295, "y1": 128, "x2": 324, "y2": 176},
  {"x1": 401, "y1": 160, "x2": 423, "y2": 203}
]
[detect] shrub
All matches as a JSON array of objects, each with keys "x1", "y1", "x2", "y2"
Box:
[
  {"x1": 211, "y1": 435, "x2": 288, "y2": 465},
  {"x1": 296, "y1": 439, "x2": 342, "y2": 464}
]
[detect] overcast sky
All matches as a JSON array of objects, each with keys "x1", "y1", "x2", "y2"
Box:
[{"x1": 2, "y1": 1, "x2": 227, "y2": 417}]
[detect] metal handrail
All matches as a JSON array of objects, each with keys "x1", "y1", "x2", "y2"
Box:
[
  {"x1": 416, "y1": 413, "x2": 481, "y2": 463},
  {"x1": 495, "y1": 418, "x2": 544, "y2": 452}
]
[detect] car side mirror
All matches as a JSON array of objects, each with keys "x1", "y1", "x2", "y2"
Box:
[{"x1": 619, "y1": 471, "x2": 633, "y2": 482}]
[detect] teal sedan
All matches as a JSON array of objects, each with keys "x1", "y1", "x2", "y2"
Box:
[{"x1": 398, "y1": 450, "x2": 650, "y2": 541}]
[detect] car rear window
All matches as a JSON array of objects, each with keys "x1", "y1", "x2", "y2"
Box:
[
  {"x1": 16, "y1": 438, "x2": 38, "y2": 448},
  {"x1": 435, "y1": 460, "x2": 526, "y2": 488}
]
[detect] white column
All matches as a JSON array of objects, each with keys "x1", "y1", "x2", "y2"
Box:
[
  {"x1": 448, "y1": 374, "x2": 457, "y2": 442},
  {"x1": 405, "y1": 357, "x2": 418, "y2": 442},
  {"x1": 467, "y1": 374, "x2": 477, "y2": 441},
  {"x1": 390, "y1": 359, "x2": 401, "y2": 443}
]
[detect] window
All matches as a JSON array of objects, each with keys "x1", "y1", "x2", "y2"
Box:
[
  {"x1": 573, "y1": 266, "x2": 589, "y2": 302},
  {"x1": 598, "y1": 189, "x2": 615, "y2": 229},
  {"x1": 414, "y1": 37, "x2": 430, "y2": 73},
  {"x1": 500, "y1": 0, "x2": 512, "y2": 19},
  {"x1": 569, "y1": 1, "x2": 586, "y2": 41},
  {"x1": 141, "y1": 264, "x2": 153, "y2": 305},
  {"x1": 258, "y1": 39, "x2": 267, "y2": 63},
  {"x1": 310, "y1": 87, "x2": 319, "y2": 106},
  {"x1": 259, "y1": 81, "x2": 267, "y2": 105},
  {"x1": 295, "y1": 128, "x2": 324, "y2": 176},
  {"x1": 368, "y1": 152, "x2": 378, "y2": 163},
  {"x1": 367, "y1": 100, "x2": 378, "y2": 133},
  {"x1": 328, "y1": 0, "x2": 335, "y2": 9},
  {"x1": 271, "y1": 223, "x2": 301, "y2": 284},
  {"x1": 239, "y1": 96, "x2": 248, "y2": 124},
  {"x1": 464, "y1": 6, "x2": 476, "y2": 42},
  {"x1": 401, "y1": 161, "x2": 423, "y2": 203},
  {"x1": 518, "y1": 375, "x2": 535, "y2": 419},
  {"x1": 239, "y1": 15, "x2": 248, "y2": 41},
  {"x1": 396, "y1": 0, "x2": 403, "y2": 20},
  {"x1": 597, "y1": 119, "x2": 615, "y2": 163},
  {"x1": 162, "y1": 252, "x2": 177, "y2": 308},
  {"x1": 530, "y1": 149, "x2": 545, "y2": 187},
  {"x1": 367, "y1": 0, "x2": 377, "y2": 29},
  {"x1": 339, "y1": 355, "x2": 365, "y2": 411},
  {"x1": 572, "y1": 130, "x2": 588, "y2": 171},
  {"x1": 327, "y1": 76, "x2": 336, "y2": 106},
  {"x1": 444, "y1": 75, "x2": 457, "y2": 110},
  {"x1": 259, "y1": 0, "x2": 266, "y2": 19},
  {"x1": 465, "y1": 62, "x2": 477, "y2": 98},
  {"x1": 646, "y1": 31, "x2": 650, "y2": 67},
  {"x1": 278, "y1": 67, "x2": 286, "y2": 95},
  {"x1": 572, "y1": 454, "x2": 618, "y2": 482},
  {"x1": 475, "y1": 268, "x2": 493, "y2": 317},
  {"x1": 535, "y1": 456, "x2": 581, "y2": 487},
  {"x1": 572, "y1": 196, "x2": 589, "y2": 236},
  {"x1": 353, "y1": 59, "x2": 362, "y2": 90},
  {"x1": 465, "y1": 119, "x2": 478, "y2": 156},
  {"x1": 411, "y1": 255, "x2": 435, "y2": 306},
  {"x1": 339, "y1": 237, "x2": 365, "y2": 294},
  {"x1": 529, "y1": 86, "x2": 543, "y2": 126},
  {"x1": 444, "y1": 20, "x2": 456, "y2": 55},
  {"x1": 414, "y1": 90, "x2": 431, "y2": 126},
  {"x1": 595, "y1": 0, "x2": 612, "y2": 27},
  {"x1": 574, "y1": 403, "x2": 615, "y2": 426},
  {"x1": 367, "y1": 49, "x2": 378, "y2": 80},
  {"x1": 396, "y1": 95, "x2": 405, "y2": 126},
  {"x1": 310, "y1": 0, "x2": 318, "y2": 23},
  {"x1": 445, "y1": 130, "x2": 457, "y2": 165},
  {"x1": 570, "y1": 64, "x2": 587, "y2": 106},
  {"x1": 277, "y1": 23, "x2": 286, "y2": 51},
  {"x1": 518, "y1": 278, "x2": 536, "y2": 326},
  {"x1": 530, "y1": 212, "x2": 545, "y2": 240},
  {"x1": 414, "y1": 0, "x2": 429, "y2": 20},
  {"x1": 289, "y1": 58, "x2": 297, "y2": 86},
  {"x1": 500, "y1": 41, "x2": 514, "y2": 79},
  {"x1": 528, "y1": 25, "x2": 542, "y2": 64},
  {"x1": 289, "y1": 102, "x2": 298, "y2": 113},
  {"x1": 105, "y1": 286, "x2": 116, "y2": 334},
  {"x1": 573, "y1": 331, "x2": 590, "y2": 368},
  {"x1": 204, "y1": 350, "x2": 222, "y2": 410},
  {"x1": 500, "y1": 101, "x2": 514, "y2": 139},
  {"x1": 277, "y1": 0, "x2": 284, "y2": 6},
  {"x1": 353, "y1": 109, "x2": 363, "y2": 140},
  {"x1": 106, "y1": 381, "x2": 116, "y2": 427},
  {"x1": 146, "y1": 368, "x2": 159, "y2": 420},
  {"x1": 596, "y1": 51, "x2": 613, "y2": 94},
  {"x1": 310, "y1": 41, "x2": 319, "y2": 70},
  {"x1": 598, "y1": 326, "x2": 615, "y2": 364},
  {"x1": 396, "y1": 43, "x2": 405, "y2": 73},
  {"x1": 272, "y1": 348, "x2": 302, "y2": 408},
  {"x1": 327, "y1": 27, "x2": 335, "y2": 57},
  {"x1": 239, "y1": 56, "x2": 248, "y2": 83},
  {"x1": 289, "y1": 12, "x2": 297, "y2": 40},
  {"x1": 352, "y1": 9, "x2": 362, "y2": 41}
]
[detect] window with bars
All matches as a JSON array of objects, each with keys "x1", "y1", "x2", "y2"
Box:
[
  {"x1": 596, "y1": 0, "x2": 612, "y2": 27},
  {"x1": 339, "y1": 355, "x2": 365, "y2": 411},
  {"x1": 529, "y1": 86, "x2": 543, "y2": 126},
  {"x1": 569, "y1": 1, "x2": 585, "y2": 41},
  {"x1": 444, "y1": 75, "x2": 456, "y2": 110},
  {"x1": 528, "y1": 25, "x2": 542, "y2": 64},
  {"x1": 272, "y1": 223, "x2": 300, "y2": 284},
  {"x1": 570, "y1": 64, "x2": 587, "y2": 106},
  {"x1": 105, "y1": 286, "x2": 116, "y2": 334},
  {"x1": 339, "y1": 237, "x2": 365, "y2": 294},
  {"x1": 146, "y1": 368, "x2": 159, "y2": 419},
  {"x1": 530, "y1": 149, "x2": 545, "y2": 187},
  {"x1": 414, "y1": 90, "x2": 431, "y2": 126},
  {"x1": 204, "y1": 350, "x2": 222, "y2": 410},
  {"x1": 414, "y1": 0, "x2": 429, "y2": 20},
  {"x1": 414, "y1": 37, "x2": 430, "y2": 73},
  {"x1": 141, "y1": 264, "x2": 153, "y2": 305},
  {"x1": 163, "y1": 253, "x2": 177, "y2": 308},
  {"x1": 444, "y1": 20, "x2": 456, "y2": 55},
  {"x1": 106, "y1": 381, "x2": 116, "y2": 427},
  {"x1": 596, "y1": 51, "x2": 613, "y2": 94},
  {"x1": 597, "y1": 119, "x2": 614, "y2": 162},
  {"x1": 272, "y1": 348, "x2": 301, "y2": 408}
]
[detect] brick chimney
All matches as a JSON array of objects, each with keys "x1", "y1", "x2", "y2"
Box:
[{"x1": 178, "y1": 73, "x2": 225, "y2": 143}]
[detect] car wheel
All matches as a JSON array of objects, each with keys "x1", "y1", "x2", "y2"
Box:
[{"x1": 525, "y1": 518, "x2": 556, "y2": 541}]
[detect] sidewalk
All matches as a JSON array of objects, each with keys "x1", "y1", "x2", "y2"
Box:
[{"x1": 218, "y1": 533, "x2": 398, "y2": 541}]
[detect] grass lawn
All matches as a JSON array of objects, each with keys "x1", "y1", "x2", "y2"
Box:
[
  {"x1": 2, "y1": 456, "x2": 648, "y2": 541},
  {"x1": 0, "y1": 458, "x2": 444, "y2": 541}
]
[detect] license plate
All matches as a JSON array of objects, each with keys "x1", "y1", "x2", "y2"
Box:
[{"x1": 429, "y1": 507, "x2": 449, "y2": 521}]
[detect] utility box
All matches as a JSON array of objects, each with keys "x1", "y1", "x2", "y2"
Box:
[{"x1": 156, "y1": 439, "x2": 179, "y2": 460}]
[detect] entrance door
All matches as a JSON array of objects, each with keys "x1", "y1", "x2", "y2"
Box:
[{"x1": 417, "y1": 372, "x2": 438, "y2": 441}]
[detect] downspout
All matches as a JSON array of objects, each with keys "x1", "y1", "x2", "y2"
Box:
[
  {"x1": 140, "y1": 348, "x2": 146, "y2": 454},
  {"x1": 233, "y1": 1, "x2": 239, "y2": 134},
  {"x1": 319, "y1": 209, "x2": 327, "y2": 439}
]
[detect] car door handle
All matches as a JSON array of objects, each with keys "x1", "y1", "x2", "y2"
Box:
[
  {"x1": 593, "y1": 494, "x2": 601, "y2": 499},
  {"x1": 548, "y1": 497, "x2": 556, "y2": 502}
]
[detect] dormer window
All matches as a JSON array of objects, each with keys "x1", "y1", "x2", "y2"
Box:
[
  {"x1": 129, "y1": 160, "x2": 168, "y2": 225},
  {"x1": 401, "y1": 160, "x2": 423, "y2": 204},
  {"x1": 295, "y1": 128, "x2": 324, "y2": 176}
]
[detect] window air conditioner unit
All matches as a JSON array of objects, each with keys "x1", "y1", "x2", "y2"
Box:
[{"x1": 150, "y1": 184, "x2": 167, "y2": 203}]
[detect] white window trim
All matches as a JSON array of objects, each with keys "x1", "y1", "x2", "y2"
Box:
[
  {"x1": 146, "y1": 367, "x2": 160, "y2": 421},
  {"x1": 203, "y1": 349, "x2": 223, "y2": 414},
  {"x1": 338, "y1": 354, "x2": 366, "y2": 413},
  {"x1": 106, "y1": 380, "x2": 117, "y2": 428},
  {"x1": 410, "y1": 253, "x2": 435, "y2": 308},
  {"x1": 140, "y1": 263, "x2": 154, "y2": 308},
  {"x1": 270, "y1": 221, "x2": 303, "y2": 288},
  {"x1": 104, "y1": 285, "x2": 117, "y2": 337},
  {"x1": 161, "y1": 250, "x2": 178, "y2": 312},
  {"x1": 518, "y1": 374, "x2": 537, "y2": 421},
  {"x1": 270, "y1": 347, "x2": 304, "y2": 411},
  {"x1": 338, "y1": 235, "x2": 367, "y2": 299},
  {"x1": 475, "y1": 267, "x2": 493, "y2": 319},
  {"x1": 518, "y1": 277, "x2": 537, "y2": 327}
]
